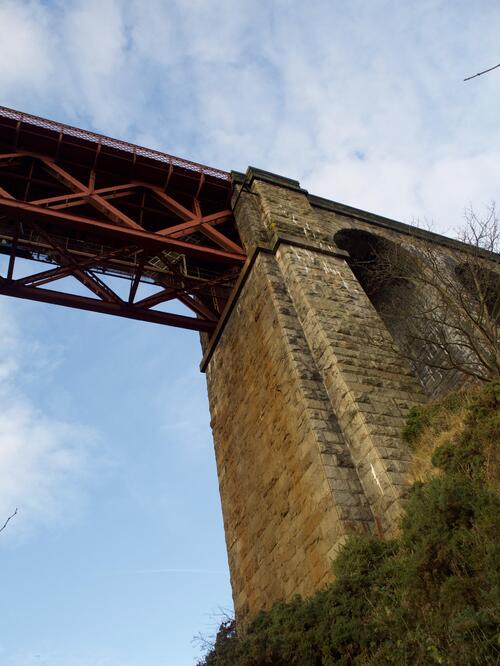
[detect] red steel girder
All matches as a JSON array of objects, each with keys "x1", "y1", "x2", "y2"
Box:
[
  {"x1": 0, "y1": 196, "x2": 244, "y2": 264},
  {"x1": 15, "y1": 244, "x2": 134, "y2": 288},
  {"x1": 38, "y1": 157, "x2": 143, "y2": 230},
  {"x1": 1, "y1": 211, "x2": 237, "y2": 322},
  {"x1": 0, "y1": 277, "x2": 215, "y2": 332},
  {"x1": 0, "y1": 115, "x2": 244, "y2": 333}
]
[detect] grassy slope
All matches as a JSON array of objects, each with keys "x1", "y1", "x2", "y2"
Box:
[{"x1": 198, "y1": 383, "x2": 500, "y2": 666}]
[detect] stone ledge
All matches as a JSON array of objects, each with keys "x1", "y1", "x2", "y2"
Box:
[{"x1": 274, "y1": 233, "x2": 350, "y2": 260}]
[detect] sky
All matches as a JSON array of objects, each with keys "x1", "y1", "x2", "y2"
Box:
[{"x1": 0, "y1": 1, "x2": 499, "y2": 664}]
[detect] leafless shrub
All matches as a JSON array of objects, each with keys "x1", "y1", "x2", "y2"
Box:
[{"x1": 341, "y1": 204, "x2": 499, "y2": 391}]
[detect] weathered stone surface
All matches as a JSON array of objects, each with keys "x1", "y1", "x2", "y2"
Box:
[
  {"x1": 205, "y1": 250, "x2": 374, "y2": 620},
  {"x1": 202, "y1": 169, "x2": 487, "y2": 622}
]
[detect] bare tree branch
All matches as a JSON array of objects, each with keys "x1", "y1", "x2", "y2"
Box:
[
  {"x1": 336, "y1": 205, "x2": 500, "y2": 396},
  {"x1": 0, "y1": 508, "x2": 18, "y2": 533},
  {"x1": 464, "y1": 62, "x2": 500, "y2": 82}
]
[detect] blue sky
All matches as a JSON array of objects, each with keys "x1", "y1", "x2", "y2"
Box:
[{"x1": 0, "y1": 1, "x2": 499, "y2": 664}]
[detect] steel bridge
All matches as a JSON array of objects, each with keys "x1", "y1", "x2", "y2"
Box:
[{"x1": 0, "y1": 106, "x2": 246, "y2": 333}]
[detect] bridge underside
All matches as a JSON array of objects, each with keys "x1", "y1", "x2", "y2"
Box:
[{"x1": 0, "y1": 107, "x2": 245, "y2": 332}]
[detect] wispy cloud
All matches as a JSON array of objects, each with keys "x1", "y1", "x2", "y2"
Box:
[
  {"x1": 156, "y1": 369, "x2": 211, "y2": 459},
  {"x1": 0, "y1": 301, "x2": 96, "y2": 538},
  {"x1": 1, "y1": 1, "x2": 499, "y2": 236}
]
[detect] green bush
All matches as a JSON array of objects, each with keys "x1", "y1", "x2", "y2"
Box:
[{"x1": 198, "y1": 384, "x2": 500, "y2": 666}]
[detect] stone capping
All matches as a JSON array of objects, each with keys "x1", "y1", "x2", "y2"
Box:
[
  {"x1": 231, "y1": 167, "x2": 307, "y2": 193},
  {"x1": 231, "y1": 167, "x2": 499, "y2": 261},
  {"x1": 308, "y1": 194, "x2": 493, "y2": 258},
  {"x1": 199, "y1": 237, "x2": 350, "y2": 373}
]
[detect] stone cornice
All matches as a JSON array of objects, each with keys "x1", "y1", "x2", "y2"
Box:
[{"x1": 232, "y1": 167, "x2": 499, "y2": 261}]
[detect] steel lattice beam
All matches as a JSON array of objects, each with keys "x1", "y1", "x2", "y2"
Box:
[{"x1": 0, "y1": 108, "x2": 245, "y2": 333}]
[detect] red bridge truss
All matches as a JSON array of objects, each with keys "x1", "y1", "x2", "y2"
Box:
[{"x1": 0, "y1": 106, "x2": 245, "y2": 333}]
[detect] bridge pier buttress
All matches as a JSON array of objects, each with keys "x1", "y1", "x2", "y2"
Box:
[{"x1": 201, "y1": 169, "x2": 427, "y2": 621}]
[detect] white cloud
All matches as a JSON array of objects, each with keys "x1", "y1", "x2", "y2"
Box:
[
  {"x1": 0, "y1": 1, "x2": 53, "y2": 93},
  {"x1": 0, "y1": 0, "x2": 499, "y2": 231},
  {"x1": 0, "y1": 301, "x2": 95, "y2": 538},
  {"x1": 149, "y1": 1, "x2": 500, "y2": 234},
  {"x1": 59, "y1": 0, "x2": 134, "y2": 132},
  {"x1": 157, "y1": 369, "x2": 211, "y2": 460}
]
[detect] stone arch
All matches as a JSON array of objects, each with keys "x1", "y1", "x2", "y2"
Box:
[
  {"x1": 333, "y1": 228, "x2": 414, "y2": 312},
  {"x1": 333, "y1": 228, "x2": 453, "y2": 396}
]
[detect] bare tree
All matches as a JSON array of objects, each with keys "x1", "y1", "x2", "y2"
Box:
[{"x1": 344, "y1": 204, "x2": 499, "y2": 393}]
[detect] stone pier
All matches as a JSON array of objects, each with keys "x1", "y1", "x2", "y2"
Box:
[{"x1": 202, "y1": 168, "x2": 432, "y2": 620}]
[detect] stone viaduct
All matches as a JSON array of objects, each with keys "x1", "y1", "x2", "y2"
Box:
[
  {"x1": 201, "y1": 167, "x2": 497, "y2": 621},
  {"x1": 0, "y1": 107, "x2": 496, "y2": 625}
]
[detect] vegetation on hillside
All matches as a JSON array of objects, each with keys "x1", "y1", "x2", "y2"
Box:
[{"x1": 197, "y1": 383, "x2": 500, "y2": 665}]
